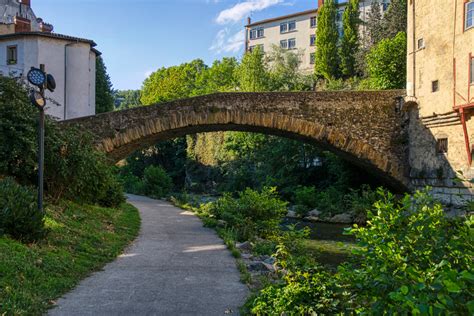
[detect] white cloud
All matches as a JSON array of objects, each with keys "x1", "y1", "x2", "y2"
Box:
[
  {"x1": 216, "y1": 0, "x2": 283, "y2": 25},
  {"x1": 210, "y1": 28, "x2": 245, "y2": 54}
]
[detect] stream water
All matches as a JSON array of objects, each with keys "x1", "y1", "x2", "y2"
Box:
[{"x1": 282, "y1": 218, "x2": 355, "y2": 242}]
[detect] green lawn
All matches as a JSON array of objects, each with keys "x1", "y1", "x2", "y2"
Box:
[{"x1": 0, "y1": 201, "x2": 140, "y2": 315}]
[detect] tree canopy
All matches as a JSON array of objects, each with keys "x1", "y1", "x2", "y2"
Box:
[{"x1": 95, "y1": 56, "x2": 115, "y2": 114}]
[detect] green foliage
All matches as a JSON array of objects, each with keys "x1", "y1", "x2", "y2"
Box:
[
  {"x1": 294, "y1": 186, "x2": 318, "y2": 215},
  {"x1": 315, "y1": 0, "x2": 340, "y2": 80},
  {"x1": 141, "y1": 59, "x2": 208, "y2": 104},
  {"x1": 235, "y1": 46, "x2": 268, "y2": 92},
  {"x1": 207, "y1": 187, "x2": 287, "y2": 241},
  {"x1": 383, "y1": 0, "x2": 407, "y2": 39},
  {"x1": 200, "y1": 57, "x2": 239, "y2": 93},
  {"x1": 0, "y1": 201, "x2": 140, "y2": 314},
  {"x1": 0, "y1": 178, "x2": 46, "y2": 243},
  {"x1": 0, "y1": 76, "x2": 124, "y2": 208},
  {"x1": 0, "y1": 76, "x2": 37, "y2": 183},
  {"x1": 266, "y1": 45, "x2": 314, "y2": 91},
  {"x1": 366, "y1": 32, "x2": 407, "y2": 89},
  {"x1": 344, "y1": 184, "x2": 379, "y2": 224},
  {"x1": 143, "y1": 165, "x2": 173, "y2": 199},
  {"x1": 250, "y1": 268, "x2": 344, "y2": 315},
  {"x1": 345, "y1": 189, "x2": 473, "y2": 314},
  {"x1": 96, "y1": 56, "x2": 115, "y2": 113},
  {"x1": 339, "y1": 0, "x2": 360, "y2": 78},
  {"x1": 114, "y1": 90, "x2": 142, "y2": 110}
]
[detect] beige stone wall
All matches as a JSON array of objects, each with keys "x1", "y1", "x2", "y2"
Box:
[{"x1": 407, "y1": 0, "x2": 474, "y2": 205}]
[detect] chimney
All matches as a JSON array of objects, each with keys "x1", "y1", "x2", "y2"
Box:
[
  {"x1": 247, "y1": 17, "x2": 251, "y2": 25},
  {"x1": 20, "y1": 0, "x2": 31, "y2": 6},
  {"x1": 318, "y1": 0, "x2": 324, "y2": 10},
  {"x1": 14, "y1": 16, "x2": 31, "y2": 32}
]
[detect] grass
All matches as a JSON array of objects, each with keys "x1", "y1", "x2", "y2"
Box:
[
  {"x1": 0, "y1": 201, "x2": 140, "y2": 315},
  {"x1": 302, "y1": 239, "x2": 359, "y2": 267}
]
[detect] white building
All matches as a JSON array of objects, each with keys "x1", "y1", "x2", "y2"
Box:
[
  {"x1": 0, "y1": 0, "x2": 98, "y2": 120},
  {"x1": 245, "y1": 0, "x2": 390, "y2": 72}
]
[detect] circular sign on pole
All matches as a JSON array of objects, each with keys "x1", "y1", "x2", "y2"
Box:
[{"x1": 27, "y1": 67, "x2": 46, "y2": 87}]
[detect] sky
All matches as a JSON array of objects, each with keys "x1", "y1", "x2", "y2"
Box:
[{"x1": 31, "y1": 0, "x2": 316, "y2": 91}]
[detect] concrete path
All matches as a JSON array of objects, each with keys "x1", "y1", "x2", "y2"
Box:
[{"x1": 49, "y1": 195, "x2": 248, "y2": 316}]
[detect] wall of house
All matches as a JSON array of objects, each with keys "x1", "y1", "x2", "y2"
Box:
[
  {"x1": 247, "y1": 11, "x2": 318, "y2": 72},
  {"x1": 0, "y1": 36, "x2": 96, "y2": 120},
  {"x1": 407, "y1": 0, "x2": 474, "y2": 205}
]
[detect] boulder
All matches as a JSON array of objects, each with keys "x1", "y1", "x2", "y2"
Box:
[
  {"x1": 217, "y1": 219, "x2": 227, "y2": 227},
  {"x1": 286, "y1": 210, "x2": 299, "y2": 218},
  {"x1": 308, "y1": 209, "x2": 321, "y2": 217},
  {"x1": 303, "y1": 216, "x2": 319, "y2": 222},
  {"x1": 328, "y1": 213, "x2": 353, "y2": 224},
  {"x1": 236, "y1": 241, "x2": 252, "y2": 252}
]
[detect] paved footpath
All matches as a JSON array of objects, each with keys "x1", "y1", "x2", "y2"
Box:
[{"x1": 49, "y1": 195, "x2": 248, "y2": 316}]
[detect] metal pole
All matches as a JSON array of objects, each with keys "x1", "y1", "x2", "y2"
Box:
[
  {"x1": 38, "y1": 108, "x2": 44, "y2": 213},
  {"x1": 38, "y1": 63, "x2": 46, "y2": 213}
]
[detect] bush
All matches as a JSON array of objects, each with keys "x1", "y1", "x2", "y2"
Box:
[
  {"x1": 293, "y1": 186, "x2": 318, "y2": 215},
  {"x1": 344, "y1": 189, "x2": 474, "y2": 314},
  {"x1": 0, "y1": 178, "x2": 46, "y2": 242},
  {"x1": 0, "y1": 76, "x2": 124, "y2": 208},
  {"x1": 209, "y1": 187, "x2": 287, "y2": 241},
  {"x1": 119, "y1": 173, "x2": 145, "y2": 195},
  {"x1": 143, "y1": 165, "x2": 173, "y2": 198},
  {"x1": 344, "y1": 185, "x2": 379, "y2": 224}
]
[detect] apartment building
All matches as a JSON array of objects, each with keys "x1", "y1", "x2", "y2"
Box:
[
  {"x1": 244, "y1": 0, "x2": 390, "y2": 72},
  {"x1": 406, "y1": 0, "x2": 474, "y2": 204},
  {"x1": 0, "y1": 0, "x2": 98, "y2": 120}
]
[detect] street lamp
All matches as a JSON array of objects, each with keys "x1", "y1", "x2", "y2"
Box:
[{"x1": 27, "y1": 65, "x2": 55, "y2": 213}]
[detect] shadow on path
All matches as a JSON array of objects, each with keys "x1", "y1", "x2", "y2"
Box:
[{"x1": 49, "y1": 195, "x2": 248, "y2": 316}]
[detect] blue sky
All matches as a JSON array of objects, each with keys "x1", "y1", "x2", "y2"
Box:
[{"x1": 32, "y1": 0, "x2": 316, "y2": 90}]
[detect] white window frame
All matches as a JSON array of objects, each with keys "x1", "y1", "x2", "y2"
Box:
[
  {"x1": 250, "y1": 27, "x2": 264, "y2": 40},
  {"x1": 280, "y1": 20, "x2": 296, "y2": 33},
  {"x1": 280, "y1": 39, "x2": 288, "y2": 49},
  {"x1": 310, "y1": 34, "x2": 316, "y2": 46},
  {"x1": 466, "y1": 1, "x2": 474, "y2": 30},
  {"x1": 310, "y1": 16, "x2": 317, "y2": 28},
  {"x1": 288, "y1": 38, "x2": 296, "y2": 49}
]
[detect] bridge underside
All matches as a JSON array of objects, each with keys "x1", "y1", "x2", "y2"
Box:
[{"x1": 62, "y1": 91, "x2": 409, "y2": 192}]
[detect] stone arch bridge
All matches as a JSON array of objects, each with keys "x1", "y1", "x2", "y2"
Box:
[{"x1": 62, "y1": 91, "x2": 409, "y2": 191}]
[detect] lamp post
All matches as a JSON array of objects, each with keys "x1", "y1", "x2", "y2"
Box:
[{"x1": 27, "y1": 65, "x2": 56, "y2": 213}]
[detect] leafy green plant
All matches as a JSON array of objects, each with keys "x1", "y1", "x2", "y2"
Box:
[
  {"x1": 208, "y1": 187, "x2": 287, "y2": 241},
  {"x1": 143, "y1": 165, "x2": 173, "y2": 199},
  {"x1": 344, "y1": 189, "x2": 474, "y2": 314},
  {"x1": 0, "y1": 178, "x2": 46, "y2": 242},
  {"x1": 293, "y1": 186, "x2": 318, "y2": 215},
  {"x1": 344, "y1": 184, "x2": 379, "y2": 224}
]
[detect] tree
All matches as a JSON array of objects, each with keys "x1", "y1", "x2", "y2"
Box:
[
  {"x1": 314, "y1": 0, "x2": 340, "y2": 80},
  {"x1": 235, "y1": 46, "x2": 268, "y2": 92},
  {"x1": 141, "y1": 59, "x2": 208, "y2": 105},
  {"x1": 201, "y1": 57, "x2": 239, "y2": 93},
  {"x1": 115, "y1": 90, "x2": 142, "y2": 110},
  {"x1": 95, "y1": 56, "x2": 115, "y2": 113},
  {"x1": 339, "y1": 0, "x2": 360, "y2": 78},
  {"x1": 267, "y1": 45, "x2": 314, "y2": 91},
  {"x1": 366, "y1": 32, "x2": 407, "y2": 89},
  {"x1": 383, "y1": 0, "x2": 407, "y2": 39},
  {"x1": 366, "y1": 0, "x2": 384, "y2": 46}
]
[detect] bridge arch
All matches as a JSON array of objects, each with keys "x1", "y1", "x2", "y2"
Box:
[{"x1": 62, "y1": 91, "x2": 409, "y2": 191}]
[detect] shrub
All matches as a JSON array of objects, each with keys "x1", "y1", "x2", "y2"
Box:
[
  {"x1": 143, "y1": 165, "x2": 173, "y2": 198},
  {"x1": 119, "y1": 173, "x2": 145, "y2": 195},
  {"x1": 344, "y1": 189, "x2": 474, "y2": 314},
  {"x1": 0, "y1": 178, "x2": 46, "y2": 242},
  {"x1": 344, "y1": 184, "x2": 379, "y2": 224},
  {"x1": 294, "y1": 186, "x2": 318, "y2": 215},
  {"x1": 0, "y1": 75, "x2": 124, "y2": 208},
  {"x1": 209, "y1": 187, "x2": 287, "y2": 241}
]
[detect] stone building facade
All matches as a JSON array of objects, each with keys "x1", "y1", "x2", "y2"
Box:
[{"x1": 406, "y1": 0, "x2": 474, "y2": 205}]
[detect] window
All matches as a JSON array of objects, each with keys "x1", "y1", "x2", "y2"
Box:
[
  {"x1": 432, "y1": 80, "x2": 439, "y2": 92},
  {"x1": 310, "y1": 34, "x2": 316, "y2": 46},
  {"x1": 249, "y1": 44, "x2": 264, "y2": 53},
  {"x1": 310, "y1": 53, "x2": 315, "y2": 65},
  {"x1": 288, "y1": 38, "x2": 296, "y2": 49},
  {"x1": 310, "y1": 16, "x2": 317, "y2": 28},
  {"x1": 417, "y1": 38, "x2": 425, "y2": 49},
  {"x1": 249, "y1": 27, "x2": 264, "y2": 40},
  {"x1": 466, "y1": 1, "x2": 474, "y2": 30},
  {"x1": 280, "y1": 39, "x2": 288, "y2": 49},
  {"x1": 7, "y1": 46, "x2": 17, "y2": 65},
  {"x1": 436, "y1": 138, "x2": 448, "y2": 154},
  {"x1": 382, "y1": 1, "x2": 389, "y2": 11},
  {"x1": 280, "y1": 20, "x2": 296, "y2": 33},
  {"x1": 470, "y1": 56, "x2": 474, "y2": 84}
]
